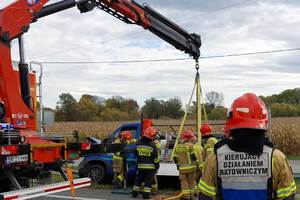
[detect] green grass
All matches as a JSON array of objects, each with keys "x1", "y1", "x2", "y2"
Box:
[{"x1": 288, "y1": 155, "x2": 300, "y2": 160}]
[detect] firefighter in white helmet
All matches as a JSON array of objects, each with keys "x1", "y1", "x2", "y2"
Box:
[{"x1": 198, "y1": 93, "x2": 296, "y2": 200}]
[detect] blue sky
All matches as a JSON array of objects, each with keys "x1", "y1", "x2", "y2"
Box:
[{"x1": 1, "y1": 0, "x2": 299, "y2": 109}]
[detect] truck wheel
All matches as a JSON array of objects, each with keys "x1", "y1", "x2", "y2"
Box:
[{"x1": 87, "y1": 164, "x2": 106, "y2": 184}]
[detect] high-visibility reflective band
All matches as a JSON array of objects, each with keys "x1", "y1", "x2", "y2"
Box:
[
  {"x1": 182, "y1": 189, "x2": 192, "y2": 194},
  {"x1": 179, "y1": 164, "x2": 195, "y2": 170},
  {"x1": 176, "y1": 145, "x2": 189, "y2": 152},
  {"x1": 276, "y1": 181, "x2": 296, "y2": 198},
  {"x1": 198, "y1": 179, "x2": 216, "y2": 197},
  {"x1": 113, "y1": 155, "x2": 123, "y2": 160},
  {"x1": 154, "y1": 158, "x2": 160, "y2": 163},
  {"x1": 133, "y1": 185, "x2": 141, "y2": 192},
  {"x1": 138, "y1": 164, "x2": 155, "y2": 169},
  {"x1": 137, "y1": 145, "x2": 154, "y2": 151},
  {"x1": 188, "y1": 152, "x2": 192, "y2": 164},
  {"x1": 117, "y1": 174, "x2": 124, "y2": 182},
  {"x1": 155, "y1": 141, "x2": 161, "y2": 149},
  {"x1": 128, "y1": 139, "x2": 137, "y2": 144},
  {"x1": 143, "y1": 187, "x2": 152, "y2": 193}
]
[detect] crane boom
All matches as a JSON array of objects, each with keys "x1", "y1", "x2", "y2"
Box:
[{"x1": 36, "y1": 0, "x2": 201, "y2": 60}]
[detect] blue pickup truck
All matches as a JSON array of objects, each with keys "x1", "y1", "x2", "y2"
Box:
[
  {"x1": 78, "y1": 122, "x2": 144, "y2": 183},
  {"x1": 78, "y1": 121, "x2": 223, "y2": 183}
]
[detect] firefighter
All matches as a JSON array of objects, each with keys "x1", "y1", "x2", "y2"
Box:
[
  {"x1": 174, "y1": 129, "x2": 198, "y2": 200},
  {"x1": 192, "y1": 135, "x2": 204, "y2": 195},
  {"x1": 200, "y1": 123, "x2": 218, "y2": 164},
  {"x1": 198, "y1": 93, "x2": 296, "y2": 200},
  {"x1": 112, "y1": 131, "x2": 134, "y2": 188},
  {"x1": 152, "y1": 138, "x2": 161, "y2": 194},
  {"x1": 132, "y1": 127, "x2": 159, "y2": 199}
]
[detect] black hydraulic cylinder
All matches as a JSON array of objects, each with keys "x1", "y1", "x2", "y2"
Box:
[
  {"x1": 19, "y1": 63, "x2": 31, "y2": 109},
  {"x1": 146, "y1": 14, "x2": 201, "y2": 60},
  {"x1": 36, "y1": 0, "x2": 77, "y2": 19},
  {"x1": 143, "y1": 4, "x2": 190, "y2": 39},
  {"x1": 142, "y1": 4, "x2": 201, "y2": 60}
]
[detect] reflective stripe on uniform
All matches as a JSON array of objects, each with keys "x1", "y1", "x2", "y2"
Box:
[
  {"x1": 178, "y1": 164, "x2": 195, "y2": 171},
  {"x1": 133, "y1": 185, "x2": 141, "y2": 192},
  {"x1": 182, "y1": 189, "x2": 192, "y2": 194},
  {"x1": 276, "y1": 181, "x2": 296, "y2": 198},
  {"x1": 198, "y1": 179, "x2": 216, "y2": 196},
  {"x1": 137, "y1": 145, "x2": 154, "y2": 151},
  {"x1": 138, "y1": 163, "x2": 155, "y2": 169},
  {"x1": 117, "y1": 174, "x2": 124, "y2": 182},
  {"x1": 113, "y1": 155, "x2": 123, "y2": 160},
  {"x1": 143, "y1": 187, "x2": 152, "y2": 193}
]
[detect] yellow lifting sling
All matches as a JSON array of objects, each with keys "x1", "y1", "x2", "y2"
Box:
[{"x1": 170, "y1": 61, "x2": 208, "y2": 160}]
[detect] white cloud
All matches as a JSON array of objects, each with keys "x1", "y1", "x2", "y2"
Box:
[{"x1": 3, "y1": 0, "x2": 300, "y2": 109}]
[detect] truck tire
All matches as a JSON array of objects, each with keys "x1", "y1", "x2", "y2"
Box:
[{"x1": 86, "y1": 164, "x2": 106, "y2": 184}]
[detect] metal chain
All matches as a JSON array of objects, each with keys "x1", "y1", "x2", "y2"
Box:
[{"x1": 195, "y1": 60, "x2": 199, "y2": 71}]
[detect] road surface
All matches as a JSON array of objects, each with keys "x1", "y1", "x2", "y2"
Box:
[{"x1": 36, "y1": 160, "x2": 300, "y2": 200}]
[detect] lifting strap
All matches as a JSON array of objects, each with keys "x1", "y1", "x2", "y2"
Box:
[{"x1": 170, "y1": 61, "x2": 208, "y2": 160}]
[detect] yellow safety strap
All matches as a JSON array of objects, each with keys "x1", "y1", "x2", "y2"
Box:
[
  {"x1": 171, "y1": 61, "x2": 207, "y2": 160},
  {"x1": 170, "y1": 72, "x2": 197, "y2": 161},
  {"x1": 196, "y1": 68, "x2": 202, "y2": 146}
]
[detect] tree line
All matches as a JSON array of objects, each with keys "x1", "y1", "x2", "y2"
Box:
[
  {"x1": 54, "y1": 91, "x2": 227, "y2": 122},
  {"x1": 54, "y1": 88, "x2": 300, "y2": 122},
  {"x1": 260, "y1": 88, "x2": 300, "y2": 117}
]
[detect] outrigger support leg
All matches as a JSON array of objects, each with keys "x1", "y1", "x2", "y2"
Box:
[
  {"x1": 57, "y1": 167, "x2": 69, "y2": 181},
  {"x1": 4, "y1": 169, "x2": 22, "y2": 190}
]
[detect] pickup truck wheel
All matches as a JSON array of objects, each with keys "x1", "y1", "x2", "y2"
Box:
[{"x1": 87, "y1": 164, "x2": 106, "y2": 184}]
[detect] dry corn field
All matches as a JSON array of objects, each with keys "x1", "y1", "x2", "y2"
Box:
[{"x1": 45, "y1": 117, "x2": 300, "y2": 156}]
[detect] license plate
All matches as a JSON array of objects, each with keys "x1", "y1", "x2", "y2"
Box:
[{"x1": 5, "y1": 155, "x2": 29, "y2": 165}]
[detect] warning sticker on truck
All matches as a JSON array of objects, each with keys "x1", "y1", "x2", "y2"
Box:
[{"x1": 5, "y1": 155, "x2": 29, "y2": 165}]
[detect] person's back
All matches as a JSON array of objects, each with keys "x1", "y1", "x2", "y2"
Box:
[
  {"x1": 198, "y1": 142, "x2": 296, "y2": 200},
  {"x1": 132, "y1": 127, "x2": 159, "y2": 199},
  {"x1": 198, "y1": 93, "x2": 296, "y2": 200},
  {"x1": 174, "y1": 130, "x2": 197, "y2": 200},
  {"x1": 202, "y1": 137, "x2": 218, "y2": 163}
]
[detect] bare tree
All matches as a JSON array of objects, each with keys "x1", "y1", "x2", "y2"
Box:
[{"x1": 205, "y1": 91, "x2": 224, "y2": 108}]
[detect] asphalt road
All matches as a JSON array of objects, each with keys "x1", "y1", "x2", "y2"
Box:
[
  {"x1": 35, "y1": 188, "x2": 138, "y2": 200},
  {"x1": 35, "y1": 160, "x2": 300, "y2": 200}
]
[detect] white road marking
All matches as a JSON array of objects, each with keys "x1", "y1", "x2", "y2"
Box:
[{"x1": 45, "y1": 194, "x2": 106, "y2": 200}]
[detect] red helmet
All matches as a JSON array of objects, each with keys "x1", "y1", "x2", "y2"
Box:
[
  {"x1": 180, "y1": 129, "x2": 197, "y2": 142},
  {"x1": 143, "y1": 127, "x2": 157, "y2": 140},
  {"x1": 200, "y1": 123, "x2": 212, "y2": 136},
  {"x1": 120, "y1": 131, "x2": 132, "y2": 141},
  {"x1": 224, "y1": 93, "x2": 268, "y2": 137}
]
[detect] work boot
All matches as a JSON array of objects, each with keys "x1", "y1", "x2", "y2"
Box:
[
  {"x1": 132, "y1": 190, "x2": 139, "y2": 198},
  {"x1": 143, "y1": 192, "x2": 150, "y2": 199}
]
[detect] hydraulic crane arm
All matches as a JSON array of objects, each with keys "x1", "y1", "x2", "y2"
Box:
[
  {"x1": 1, "y1": 0, "x2": 201, "y2": 60},
  {"x1": 35, "y1": 0, "x2": 201, "y2": 60}
]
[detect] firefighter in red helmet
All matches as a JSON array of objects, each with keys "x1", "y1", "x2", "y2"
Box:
[
  {"x1": 200, "y1": 123, "x2": 218, "y2": 169},
  {"x1": 174, "y1": 129, "x2": 198, "y2": 200},
  {"x1": 132, "y1": 127, "x2": 160, "y2": 199},
  {"x1": 198, "y1": 93, "x2": 296, "y2": 200},
  {"x1": 112, "y1": 131, "x2": 135, "y2": 188}
]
